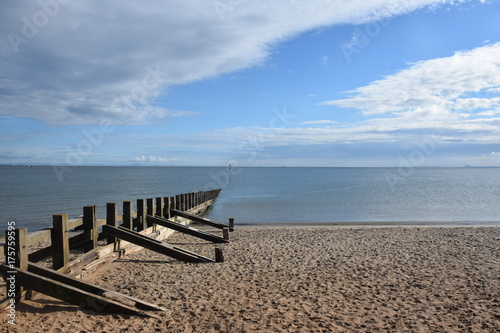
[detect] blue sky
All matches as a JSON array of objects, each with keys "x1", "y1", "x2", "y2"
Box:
[{"x1": 1, "y1": 0, "x2": 499, "y2": 167}]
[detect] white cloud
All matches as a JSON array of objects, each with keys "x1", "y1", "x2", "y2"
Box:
[
  {"x1": 133, "y1": 155, "x2": 177, "y2": 163},
  {"x1": 321, "y1": 43, "x2": 500, "y2": 119},
  {"x1": 0, "y1": 0, "x2": 480, "y2": 125},
  {"x1": 302, "y1": 120, "x2": 338, "y2": 125}
]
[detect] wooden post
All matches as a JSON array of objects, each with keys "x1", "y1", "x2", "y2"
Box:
[
  {"x1": 163, "y1": 197, "x2": 171, "y2": 219},
  {"x1": 155, "y1": 197, "x2": 164, "y2": 218},
  {"x1": 223, "y1": 227, "x2": 230, "y2": 241},
  {"x1": 229, "y1": 218, "x2": 235, "y2": 231},
  {"x1": 146, "y1": 198, "x2": 154, "y2": 228},
  {"x1": 175, "y1": 194, "x2": 180, "y2": 210},
  {"x1": 5, "y1": 228, "x2": 28, "y2": 301},
  {"x1": 137, "y1": 199, "x2": 146, "y2": 231},
  {"x1": 123, "y1": 201, "x2": 133, "y2": 230},
  {"x1": 52, "y1": 215, "x2": 70, "y2": 270},
  {"x1": 215, "y1": 247, "x2": 224, "y2": 263},
  {"x1": 83, "y1": 206, "x2": 97, "y2": 253},
  {"x1": 106, "y1": 203, "x2": 118, "y2": 245}
]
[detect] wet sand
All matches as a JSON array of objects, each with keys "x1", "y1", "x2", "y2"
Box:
[{"x1": 1, "y1": 226, "x2": 499, "y2": 332}]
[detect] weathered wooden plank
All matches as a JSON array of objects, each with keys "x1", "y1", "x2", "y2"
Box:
[
  {"x1": 59, "y1": 249, "x2": 98, "y2": 276},
  {"x1": 52, "y1": 214, "x2": 70, "y2": 270},
  {"x1": 25, "y1": 229, "x2": 51, "y2": 246},
  {"x1": 170, "y1": 209, "x2": 233, "y2": 231},
  {"x1": 28, "y1": 246, "x2": 52, "y2": 262},
  {"x1": 102, "y1": 225, "x2": 214, "y2": 263},
  {"x1": 0, "y1": 216, "x2": 110, "y2": 260},
  {"x1": 0, "y1": 265, "x2": 155, "y2": 316},
  {"x1": 29, "y1": 231, "x2": 105, "y2": 262},
  {"x1": 27, "y1": 263, "x2": 165, "y2": 311},
  {"x1": 146, "y1": 215, "x2": 228, "y2": 244}
]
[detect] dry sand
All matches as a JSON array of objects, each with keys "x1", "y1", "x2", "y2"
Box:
[{"x1": 1, "y1": 226, "x2": 499, "y2": 332}]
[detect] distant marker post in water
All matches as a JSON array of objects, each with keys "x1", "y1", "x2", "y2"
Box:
[{"x1": 227, "y1": 163, "x2": 232, "y2": 181}]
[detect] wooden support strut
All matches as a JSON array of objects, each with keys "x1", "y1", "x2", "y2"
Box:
[
  {"x1": 101, "y1": 225, "x2": 214, "y2": 263},
  {"x1": 26, "y1": 263, "x2": 165, "y2": 311},
  {"x1": 146, "y1": 215, "x2": 229, "y2": 244},
  {"x1": 170, "y1": 209, "x2": 234, "y2": 231},
  {"x1": 0, "y1": 264, "x2": 160, "y2": 317}
]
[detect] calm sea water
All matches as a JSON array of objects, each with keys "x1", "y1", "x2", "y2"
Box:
[{"x1": 1, "y1": 166, "x2": 499, "y2": 231}]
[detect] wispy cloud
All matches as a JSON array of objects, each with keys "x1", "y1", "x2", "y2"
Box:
[
  {"x1": 133, "y1": 156, "x2": 178, "y2": 163},
  {"x1": 302, "y1": 120, "x2": 338, "y2": 125},
  {"x1": 0, "y1": 0, "x2": 481, "y2": 125},
  {"x1": 321, "y1": 43, "x2": 500, "y2": 120}
]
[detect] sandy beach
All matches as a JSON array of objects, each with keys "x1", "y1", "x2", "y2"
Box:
[{"x1": 1, "y1": 225, "x2": 499, "y2": 332}]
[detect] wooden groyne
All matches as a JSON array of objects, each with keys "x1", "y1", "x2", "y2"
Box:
[{"x1": 1, "y1": 189, "x2": 234, "y2": 317}]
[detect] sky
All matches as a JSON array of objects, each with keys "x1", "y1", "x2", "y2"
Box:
[{"x1": 1, "y1": 0, "x2": 500, "y2": 167}]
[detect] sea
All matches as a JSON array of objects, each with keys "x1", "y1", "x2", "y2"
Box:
[{"x1": 1, "y1": 166, "x2": 500, "y2": 231}]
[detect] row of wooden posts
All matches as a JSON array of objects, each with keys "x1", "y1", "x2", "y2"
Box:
[{"x1": 1, "y1": 189, "x2": 233, "y2": 316}]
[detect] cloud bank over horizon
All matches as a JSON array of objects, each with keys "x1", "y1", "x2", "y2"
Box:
[{"x1": 0, "y1": 0, "x2": 481, "y2": 125}]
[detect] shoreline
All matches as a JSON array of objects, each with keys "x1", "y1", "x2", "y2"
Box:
[
  {"x1": 1, "y1": 225, "x2": 498, "y2": 332},
  {"x1": 234, "y1": 220, "x2": 500, "y2": 228}
]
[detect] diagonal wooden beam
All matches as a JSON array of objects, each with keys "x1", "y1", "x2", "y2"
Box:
[
  {"x1": 0, "y1": 265, "x2": 157, "y2": 317},
  {"x1": 146, "y1": 215, "x2": 229, "y2": 244},
  {"x1": 102, "y1": 225, "x2": 214, "y2": 263},
  {"x1": 170, "y1": 209, "x2": 233, "y2": 231},
  {"x1": 27, "y1": 263, "x2": 165, "y2": 312}
]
